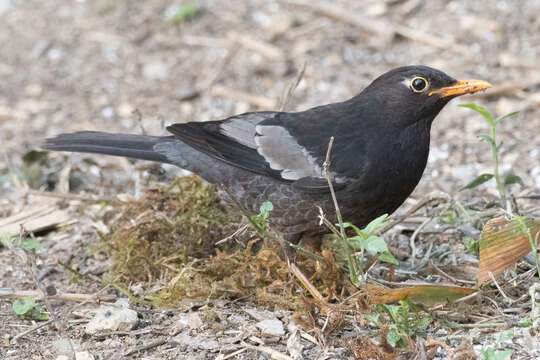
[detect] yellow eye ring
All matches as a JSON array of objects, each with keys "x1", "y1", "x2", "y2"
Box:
[{"x1": 410, "y1": 76, "x2": 428, "y2": 93}]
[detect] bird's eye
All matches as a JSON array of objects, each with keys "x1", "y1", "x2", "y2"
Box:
[{"x1": 410, "y1": 77, "x2": 428, "y2": 93}]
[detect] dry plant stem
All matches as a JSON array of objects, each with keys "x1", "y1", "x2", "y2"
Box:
[
  {"x1": 215, "y1": 223, "x2": 248, "y2": 245},
  {"x1": 322, "y1": 137, "x2": 359, "y2": 284},
  {"x1": 24, "y1": 189, "x2": 113, "y2": 202},
  {"x1": 0, "y1": 288, "x2": 116, "y2": 303},
  {"x1": 279, "y1": 61, "x2": 307, "y2": 111},
  {"x1": 289, "y1": 263, "x2": 324, "y2": 302},
  {"x1": 409, "y1": 217, "x2": 432, "y2": 266},
  {"x1": 488, "y1": 271, "x2": 515, "y2": 304},
  {"x1": 12, "y1": 319, "x2": 54, "y2": 342},
  {"x1": 428, "y1": 260, "x2": 458, "y2": 284},
  {"x1": 451, "y1": 322, "x2": 507, "y2": 329},
  {"x1": 123, "y1": 338, "x2": 168, "y2": 356},
  {"x1": 221, "y1": 348, "x2": 248, "y2": 360},
  {"x1": 453, "y1": 291, "x2": 480, "y2": 304}
]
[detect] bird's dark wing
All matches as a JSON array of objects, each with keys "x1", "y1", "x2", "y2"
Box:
[{"x1": 166, "y1": 111, "x2": 349, "y2": 192}]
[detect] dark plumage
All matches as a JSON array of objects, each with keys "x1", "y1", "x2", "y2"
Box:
[{"x1": 43, "y1": 66, "x2": 490, "y2": 243}]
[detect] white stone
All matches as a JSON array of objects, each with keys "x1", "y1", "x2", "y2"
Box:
[
  {"x1": 75, "y1": 351, "x2": 95, "y2": 360},
  {"x1": 256, "y1": 319, "x2": 285, "y2": 336},
  {"x1": 176, "y1": 312, "x2": 203, "y2": 330},
  {"x1": 85, "y1": 302, "x2": 138, "y2": 334}
]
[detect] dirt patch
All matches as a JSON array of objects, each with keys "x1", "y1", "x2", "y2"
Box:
[{"x1": 1, "y1": 0, "x2": 539, "y2": 359}]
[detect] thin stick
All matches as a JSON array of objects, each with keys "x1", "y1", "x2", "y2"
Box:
[
  {"x1": 123, "y1": 338, "x2": 168, "y2": 356},
  {"x1": 453, "y1": 291, "x2": 480, "y2": 304},
  {"x1": 451, "y1": 322, "x2": 507, "y2": 329},
  {"x1": 289, "y1": 263, "x2": 324, "y2": 302},
  {"x1": 488, "y1": 271, "x2": 515, "y2": 304},
  {"x1": 322, "y1": 137, "x2": 359, "y2": 283},
  {"x1": 221, "y1": 348, "x2": 248, "y2": 360},
  {"x1": 279, "y1": 61, "x2": 307, "y2": 111},
  {"x1": 215, "y1": 224, "x2": 248, "y2": 245},
  {"x1": 11, "y1": 320, "x2": 54, "y2": 342},
  {"x1": 429, "y1": 260, "x2": 458, "y2": 284},
  {"x1": 0, "y1": 288, "x2": 116, "y2": 303},
  {"x1": 409, "y1": 217, "x2": 432, "y2": 266},
  {"x1": 25, "y1": 189, "x2": 113, "y2": 202}
]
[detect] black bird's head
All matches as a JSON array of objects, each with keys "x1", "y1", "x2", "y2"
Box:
[{"x1": 360, "y1": 65, "x2": 491, "y2": 128}]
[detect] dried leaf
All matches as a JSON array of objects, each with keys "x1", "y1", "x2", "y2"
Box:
[
  {"x1": 478, "y1": 217, "x2": 540, "y2": 284},
  {"x1": 365, "y1": 284, "x2": 476, "y2": 306}
]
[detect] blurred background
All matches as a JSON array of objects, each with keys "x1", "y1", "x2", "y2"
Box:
[{"x1": 0, "y1": 0, "x2": 539, "y2": 207}]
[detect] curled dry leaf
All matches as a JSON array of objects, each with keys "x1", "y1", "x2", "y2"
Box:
[{"x1": 478, "y1": 217, "x2": 540, "y2": 284}]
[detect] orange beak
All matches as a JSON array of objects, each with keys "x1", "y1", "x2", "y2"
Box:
[{"x1": 429, "y1": 79, "x2": 492, "y2": 98}]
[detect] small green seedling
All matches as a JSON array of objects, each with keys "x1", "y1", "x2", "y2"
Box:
[
  {"x1": 337, "y1": 214, "x2": 398, "y2": 284},
  {"x1": 458, "y1": 104, "x2": 521, "y2": 206},
  {"x1": 463, "y1": 236, "x2": 479, "y2": 254},
  {"x1": 478, "y1": 330, "x2": 514, "y2": 360},
  {"x1": 13, "y1": 296, "x2": 49, "y2": 321},
  {"x1": 250, "y1": 201, "x2": 274, "y2": 234},
  {"x1": 0, "y1": 233, "x2": 41, "y2": 253},
  {"x1": 365, "y1": 299, "x2": 432, "y2": 348}
]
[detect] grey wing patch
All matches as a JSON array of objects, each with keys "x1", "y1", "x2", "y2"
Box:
[
  {"x1": 219, "y1": 112, "x2": 274, "y2": 149},
  {"x1": 254, "y1": 125, "x2": 322, "y2": 180}
]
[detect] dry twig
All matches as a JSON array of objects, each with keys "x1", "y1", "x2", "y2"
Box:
[
  {"x1": 0, "y1": 288, "x2": 116, "y2": 303},
  {"x1": 123, "y1": 338, "x2": 168, "y2": 356}
]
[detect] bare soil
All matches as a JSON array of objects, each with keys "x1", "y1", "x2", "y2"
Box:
[{"x1": 1, "y1": 1, "x2": 539, "y2": 359}]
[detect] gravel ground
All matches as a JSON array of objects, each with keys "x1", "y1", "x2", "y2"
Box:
[{"x1": 1, "y1": 0, "x2": 539, "y2": 359}]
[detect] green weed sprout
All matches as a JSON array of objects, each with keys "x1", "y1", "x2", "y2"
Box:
[
  {"x1": 13, "y1": 296, "x2": 49, "y2": 321},
  {"x1": 365, "y1": 300, "x2": 432, "y2": 348},
  {"x1": 458, "y1": 104, "x2": 521, "y2": 206}
]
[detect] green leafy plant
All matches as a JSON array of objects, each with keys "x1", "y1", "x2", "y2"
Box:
[
  {"x1": 250, "y1": 201, "x2": 274, "y2": 233},
  {"x1": 366, "y1": 299, "x2": 432, "y2": 348},
  {"x1": 463, "y1": 236, "x2": 479, "y2": 254},
  {"x1": 13, "y1": 296, "x2": 49, "y2": 321},
  {"x1": 0, "y1": 233, "x2": 41, "y2": 253},
  {"x1": 338, "y1": 214, "x2": 398, "y2": 282},
  {"x1": 478, "y1": 330, "x2": 514, "y2": 360},
  {"x1": 458, "y1": 104, "x2": 521, "y2": 206}
]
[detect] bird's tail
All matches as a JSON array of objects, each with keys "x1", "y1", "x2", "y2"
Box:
[{"x1": 42, "y1": 131, "x2": 177, "y2": 163}]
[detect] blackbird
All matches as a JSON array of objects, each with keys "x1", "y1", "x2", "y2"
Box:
[{"x1": 43, "y1": 65, "x2": 491, "y2": 243}]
